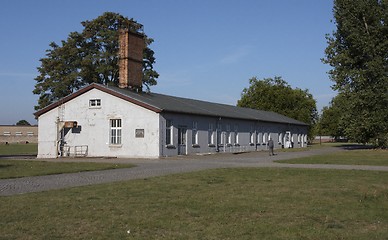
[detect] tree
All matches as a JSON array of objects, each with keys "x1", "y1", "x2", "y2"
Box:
[
  {"x1": 33, "y1": 12, "x2": 159, "y2": 111},
  {"x1": 16, "y1": 120, "x2": 31, "y2": 126},
  {"x1": 322, "y1": 0, "x2": 388, "y2": 147},
  {"x1": 317, "y1": 94, "x2": 347, "y2": 138},
  {"x1": 237, "y1": 76, "x2": 318, "y2": 139}
]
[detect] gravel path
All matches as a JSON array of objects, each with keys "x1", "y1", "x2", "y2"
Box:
[{"x1": 1, "y1": 147, "x2": 388, "y2": 196}]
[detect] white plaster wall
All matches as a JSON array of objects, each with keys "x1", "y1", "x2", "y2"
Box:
[
  {"x1": 37, "y1": 108, "x2": 60, "y2": 158},
  {"x1": 38, "y1": 88, "x2": 160, "y2": 158}
]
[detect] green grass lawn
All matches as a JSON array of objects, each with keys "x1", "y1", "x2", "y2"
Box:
[
  {"x1": 0, "y1": 160, "x2": 135, "y2": 179},
  {"x1": 1, "y1": 168, "x2": 388, "y2": 239},
  {"x1": 0, "y1": 143, "x2": 38, "y2": 155},
  {"x1": 276, "y1": 149, "x2": 388, "y2": 166}
]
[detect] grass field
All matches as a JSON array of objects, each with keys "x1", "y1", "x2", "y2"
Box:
[
  {"x1": 0, "y1": 159, "x2": 135, "y2": 179},
  {"x1": 0, "y1": 143, "x2": 38, "y2": 155},
  {"x1": 1, "y1": 144, "x2": 388, "y2": 239},
  {"x1": 1, "y1": 167, "x2": 388, "y2": 239},
  {"x1": 0, "y1": 143, "x2": 135, "y2": 178},
  {"x1": 276, "y1": 149, "x2": 388, "y2": 166}
]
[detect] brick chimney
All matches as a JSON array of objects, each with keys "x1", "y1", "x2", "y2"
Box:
[{"x1": 118, "y1": 29, "x2": 145, "y2": 91}]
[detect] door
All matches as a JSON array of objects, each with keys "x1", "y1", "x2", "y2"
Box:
[
  {"x1": 178, "y1": 127, "x2": 187, "y2": 155},
  {"x1": 285, "y1": 131, "x2": 292, "y2": 148}
]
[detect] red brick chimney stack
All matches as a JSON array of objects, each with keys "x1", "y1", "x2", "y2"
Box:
[{"x1": 118, "y1": 29, "x2": 145, "y2": 91}]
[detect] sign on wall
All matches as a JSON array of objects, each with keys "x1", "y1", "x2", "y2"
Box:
[{"x1": 135, "y1": 129, "x2": 144, "y2": 138}]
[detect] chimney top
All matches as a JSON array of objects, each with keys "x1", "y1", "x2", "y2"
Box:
[{"x1": 118, "y1": 29, "x2": 145, "y2": 91}]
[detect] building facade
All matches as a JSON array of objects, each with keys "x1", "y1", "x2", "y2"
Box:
[
  {"x1": 0, "y1": 125, "x2": 38, "y2": 144},
  {"x1": 35, "y1": 84, "x2": 308, "y2": 158}
]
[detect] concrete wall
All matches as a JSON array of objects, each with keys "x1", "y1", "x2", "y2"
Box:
[
  {"x1": 0, "y1": 125, "x2": 38, "y2": 144},
  {"x1": 37, "y1": 88, "x2": 160, "y2": 158},
  {"x1": 159, "y1": 113, "x2": 308, "y2": 157}
]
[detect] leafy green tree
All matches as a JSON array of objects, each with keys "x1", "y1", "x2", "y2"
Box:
[
  {"x1": 237, "y1": 76, "x2": 318, "y2": 139},
  {"x1": 16, "y1": 120, "x2": 31, "y2": 126},
  {"x1": 33, "y1": 12, "x2": 159, "y2": 111},
  {"x1": 322, "y1": 0, "x2": 388, "y2": 147},
  {"x1": 317, "y1": 94, "x2": 347, "y2": 138}
]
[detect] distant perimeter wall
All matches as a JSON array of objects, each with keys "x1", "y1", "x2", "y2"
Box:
[{"x1": 0, "y1": 125, "x2": 38, "y2": 144}]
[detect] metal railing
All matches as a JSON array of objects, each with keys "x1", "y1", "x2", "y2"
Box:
[{"x1": 60, "y1": 145, "x2": 88, "y2": 157}]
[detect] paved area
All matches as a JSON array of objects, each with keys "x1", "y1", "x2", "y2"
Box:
[{"x1": 1, "y1": 147, "x2": 388, "y2": 196}]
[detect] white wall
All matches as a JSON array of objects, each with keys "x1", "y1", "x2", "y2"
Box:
[
  {"x1": 37, "y1": 108, "x2": 59, "y2": 158},
  {"x1": 37, "y1": 88, "x2": 160, "y2": 158}
]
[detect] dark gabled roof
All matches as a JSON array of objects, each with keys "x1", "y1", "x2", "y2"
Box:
[{"x1": 35, "y1": 83, "x2": 308, "y2": 126}]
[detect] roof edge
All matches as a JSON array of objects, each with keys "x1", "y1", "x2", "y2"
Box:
[{"x1": 34, "y1": 83, "x2": 162, "y2": 118}]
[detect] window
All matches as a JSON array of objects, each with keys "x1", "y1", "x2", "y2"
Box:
[
  {"x1": 192, "y1": 121, "x2": 198, "y2": 145},
  {"x1": 89, "y1": 99, "x2": 101, "y2": 108},
  {"x1": 110, "y1": 119, "x2": 122, "y2": 145},
  {"x1": 226, "y1": 124, "x2": 231, "y2": 144},
  {"x1": 257, "y1": 132, "x2": 261, "y2": 144},
  {"x1": 217, "y1": 123, "x2": 223, "y2": 145},
  {"x1": 3, "y1": 132, "x2": 10, "y2": 136},
  {"x1": 250, "y1": 126, "x2": 254, "y2": 144},
  {"x1": 27, "y1": 132, "x2": 34, "y2": 136},
  {"x1": 234, "y1": 125, "x2": 239, "y2": 144},
  {"x1": 166, "y1": 120, "x2": 173, "y2": 145},
  {"x1": 15, "y1": 132, "x2": 22, "y2": 136},
  {"x1": 208, "y1": 123, "x2": 214, "y2": 145}
]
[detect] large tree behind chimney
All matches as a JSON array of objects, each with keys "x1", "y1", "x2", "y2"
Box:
[{"x1": 33, "y1": 13, "x2": 159, "y2": 111}]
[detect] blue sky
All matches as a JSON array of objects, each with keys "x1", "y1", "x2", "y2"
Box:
[{"x1": 0, "y1": 0, "x2": 336, "y2": 125}]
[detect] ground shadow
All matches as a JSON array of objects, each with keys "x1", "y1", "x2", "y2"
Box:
[
  {"x1": 334, "y1": 144, "x2": 374, "y2": 150},
  {"x1": 0, "y1": 164, "x2": 13, "y2": 169}
]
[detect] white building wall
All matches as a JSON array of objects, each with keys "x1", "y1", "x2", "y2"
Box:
[
  {"x1": 37, "y1": 89, "x2": 160, "y2": 158},
  {"x1": 37, "y1": 109, "x2": 59, "y2": 158}
]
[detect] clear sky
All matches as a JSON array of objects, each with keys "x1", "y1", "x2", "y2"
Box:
[{"x1": 0, "y1": 0, "x2": 336, "y2": 125}]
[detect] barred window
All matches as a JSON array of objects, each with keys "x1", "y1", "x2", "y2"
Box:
[
  {"x1": 166, "y1": 120, "x2": 173, "y2": 145},
  {"x1": 208, "y1": 123, "x2": 214, "y2": 144},
  {"x1": 226, "y1": 124, "x2": 231, "y2": 144},
  {"x1": 110, "y1": 119, "x2": 122, "y2": 145},
  {"x1": 192, "y1": 121, "x2": 198, "y2": 145}
]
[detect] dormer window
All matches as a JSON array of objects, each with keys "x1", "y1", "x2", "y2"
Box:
[{"x1": 89, "y1": 99, "x2": 101, "y2": 108}]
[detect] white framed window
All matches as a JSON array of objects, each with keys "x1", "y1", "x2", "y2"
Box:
[
  {"x1": 89, "y1": 99, "x2": 101, "y2": 108},
  {"x1": 234, "y1": 124, "x2": 239, "y2": 144},
  {"x1": 27, "y1": 132, "x2": 34, "y2": 136},
  {"x1": 166, "y1": 120, "x2": 173, "y2": 145},
  {"x1": 192, "y1": 121, "x2": 198, "y2": 145},
  {"x1": 250, "y1": 126, "x2": 254, "y2": 144},
  {"x1": 208, "y1": 123, "x2": 214, "y2": 145},
  {"x1": 15, "y1": 132, "x2": 22, "y2": 136},
  {"x1": 226, "y1": 124, "x2": 231, "y2": 144},
  {"x1": 217, "y1": 123, "x2": 223, "y2": 144},
  {"x1": 110, "y1": 119, "x2": 122, "y2": 145},
  {"x1": 3, "y1": 132, "x2": 10, "y2": 136}
]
